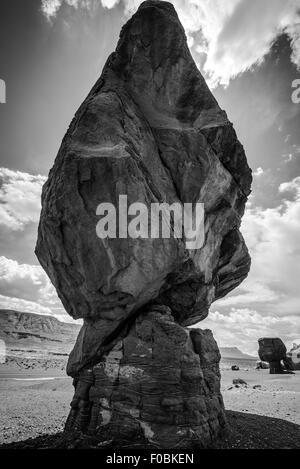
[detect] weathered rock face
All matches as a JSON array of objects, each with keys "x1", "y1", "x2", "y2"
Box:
[
  {"x1": 65, "y1": 306, "x2": 226, "y2": 448},
  {"x1": 258, "y1": 338, "x2": 294, "y2": 374},
  {"x1": 36, "y1": 0, "x2": 252, "y2": 447},
  {"x1": 287, "y1": 343, "x2": 300, "y2": 370}
]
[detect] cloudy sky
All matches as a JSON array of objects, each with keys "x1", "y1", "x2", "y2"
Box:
[{"x1": 0, "y1": 0, "x2": 300, "y2": 354}]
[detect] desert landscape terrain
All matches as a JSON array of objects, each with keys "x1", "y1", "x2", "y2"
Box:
[
  {"x1": 0, "y1": 359, "x2": 299, "y2": 449},
  {"x1": 1, "y1": 308, "x2": 299, "y2": 449}
]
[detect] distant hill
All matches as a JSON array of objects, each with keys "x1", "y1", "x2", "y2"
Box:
[
  {"x1": 0, "y1": 309, "x2": 81, "y2": 357},
  {"x1": 219, "y1": 346, "x2": 257, "y2": 360},
  {"x1": 0, "y1": 310, "x2": 258, "y2": 361}
]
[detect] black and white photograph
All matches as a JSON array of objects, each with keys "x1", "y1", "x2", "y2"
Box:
[{"x1": 0, "y1": 0, "x2": 300, "y2": 455}]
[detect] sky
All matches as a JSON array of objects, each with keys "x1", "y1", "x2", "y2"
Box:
[{"x1": 0, "y1": 0, "x2": 300, "y2": 354}]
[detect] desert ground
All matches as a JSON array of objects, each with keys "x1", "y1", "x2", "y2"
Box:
[{"x1": 0, "y1": 356, "x2": 299, "y2": 449}]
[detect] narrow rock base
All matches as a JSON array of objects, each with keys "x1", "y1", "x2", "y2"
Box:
[{"x1": 65, "y1": 307, "x2": 226, "y2": 448}]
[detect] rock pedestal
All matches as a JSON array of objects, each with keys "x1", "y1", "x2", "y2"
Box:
[
  {"x1": 36, "y1": 1, "x2": 252, "y2": 448},
  {"x1": 65, "y1": 306, "x2": 226, "y2": 448},
  {"x1": 258, "y1": 338, "x2": 293, "y2": 374}
]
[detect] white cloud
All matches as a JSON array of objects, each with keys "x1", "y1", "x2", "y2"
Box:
[
  {"x1": 0, "y1": 293, "x2": 74, "y2": 322},
  {"x1": 200, "y1": 308, "x2": 300, "y2": 355},
  {"x1": 196, "y1": 0, "x2": 300, "y2": 87},
  {"x1": 0, "y1": 256, "x2": 52, "y2": 301},
  {"x1": 41, "y1": 0, "x2": 101, "y2": 19},
  {"x1": 101, "y1": 0, "x2": 119, "y2": 8},
  {"x1": 40, "y1": 0, "x2": 300, "y2": 87},
  {"x1": 41, "y1": 0, "x2": 63, "y2": 19},
  {"x1": 0, "y1": 168, "x2": 46, "y2": 231},
  {"x1": 0, "y1": 294, "x2": 53, "y2": 315},
  {"x1": 253, "y1": 167, "x2": 264, "y2": 177},
  {"x1": 282, "y1": 153, "x2": 295, "y2": 163},
  {"x1": 0, "y1": 257, "x2": 45, "y2": 286},
  {"x1": 216, "y1": 176, "x2": 300, "y2": 316},
  {"x1": 0, "y1": 168, "x2": 77, "y2": 323},
  {"x1": 279, "y1": 175, "x2": 300, "y2": 196},
  {"x1": 0, "y1": 256, "x2": 68, "y2": 319}
]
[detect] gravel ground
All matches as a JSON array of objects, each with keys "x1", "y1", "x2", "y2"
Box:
[
  {"x1": 0, "y1": 360, "x2": 299, "y2": 449},
  {"x1": 1, "y1": 411, "x2": 299, "y2": 449}
]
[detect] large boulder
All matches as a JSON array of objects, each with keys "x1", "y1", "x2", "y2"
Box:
[
  {"x1": 36, "y1": 1, "x2": 252, "y2": 447},
  {"x1": 36, "y1": 0, "x2": 251, "y2": 375},
  {"x1": 258, "y1": 338, "x2": 294, "y2": 373}
]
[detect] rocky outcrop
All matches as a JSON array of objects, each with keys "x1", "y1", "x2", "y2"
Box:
[
  {"x1": 65, "y1": 306, "x2": 226, "y2": 448},
  {"x1": 36, "y1": 0, "x2": 252, "y2": 447},
  {"x1": 256, "y1": 360, "x2": 269, "y2": 370},
  {"x1": 287, "y1": 344, "x2": 300, "y2": 370},
  {"x1": 258, "y1": 338, "x2": 294, "y2": 374},
  {"x1": 0, "y1": 310, "x2": 80, "y2": 356}
]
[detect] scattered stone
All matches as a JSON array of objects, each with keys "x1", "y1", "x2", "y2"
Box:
[{"x1": 233, "y1": 379, "x2": 248, "y2": 387}]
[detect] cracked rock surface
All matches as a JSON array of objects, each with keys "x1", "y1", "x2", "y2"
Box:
[{"x1": 36, "y1": 0, "x2": 252, "y2": 447}]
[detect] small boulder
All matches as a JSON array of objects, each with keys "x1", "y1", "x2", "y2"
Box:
[
  {"x1": 232, "y1": 378, "x2": 247, "y2": 386},
  {"x1": 256, "y1": 360, "x2": 269, "y2": 369}
]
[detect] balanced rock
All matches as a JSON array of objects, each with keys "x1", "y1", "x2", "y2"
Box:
[
  {"x1": 258, "y1": 338, "x2": 294, "y2": 374},
  {"x1": 36, "y1": 0, "x2": 252, "y2": 448}
]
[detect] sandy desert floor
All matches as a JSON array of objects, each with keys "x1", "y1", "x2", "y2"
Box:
[
  {"x1": 0, "y1": 357, "x2": 299, "y2": 448},
  {"x1": 0, "y1": 356, "x2": 70, "y2": 444},
  {"x1": 221, "y1": 369, "x2": 300, "y2": 426}
]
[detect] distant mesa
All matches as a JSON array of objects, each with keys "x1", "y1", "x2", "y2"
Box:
[
  {"x1": 0, "y1": 309, "x2": 80, "y2": 357},
  {"x1": 219, "y1": 347, "x2": 256, "y2": 360}
]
